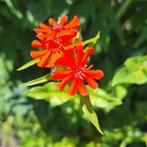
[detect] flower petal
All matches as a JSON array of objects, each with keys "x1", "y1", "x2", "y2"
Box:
[
  {"x1": 39, "y1": 23, "x2": 48, "y2": 28},
  {"x1": 37, "y1": 52, "x2": 51, "y2": 67},
  {"x1": 34, "y1": 23, "x2": 52, "y2": 33},
  {"x1": 58, "y1": 29, "x2": 77, "y2": 39},
  {"x1": 58, "y1": 75, "x2": 72, "y2": 90},
  {"x1": 31, "y1": 50, "x2": 48, "y2": 59},
  {"x1": 78, "y1": 80, "x2": 88, "y2": 96},
  {"x1": 75, "y1": 46, "x2": 84, "y2": 65},
  {"x1": 63, "y1": 16, "x2": 80, "y2": 29},
  {"x1": 85, "y1": 70, "x2": 104, "y2": 80},
  {"x1": 84, "y1": 75, "x2": 98, "y2": 89},
  {"x1": 48, "y1": 18, "x2": 58, "y2": 27},
  {"x1": 52, "y1": 70, "x2": 72, "y2": 80},
  {"x1": 64, "y1": 40, "x2": 83, "y2": 50},
  {"x1": 46, "y1": 52, "x2": 63, "y2": 67},
  {"x1": 31, "y1": 40, "x2": 41, "y2": 48},
  {"x1": 60, "y1": 16, "x2": 68, "y2": 25},
  {"x1": 67, "y1": 79, "x2": 78, "y2": 96},
  {"x1": 36, "y1": 33, "x2": 46, "y2": 40},
  {"x1": 81, "y1": 47, "x2": 94, "y2": 66}
]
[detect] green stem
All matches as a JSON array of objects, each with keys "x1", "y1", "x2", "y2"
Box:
[{"x1": 84, "y1": 31, "x2": 100, "y2": 46}]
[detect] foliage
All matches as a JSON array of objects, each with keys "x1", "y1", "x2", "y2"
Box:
[{"x1": 0, "y1": 0, "x2": 147, "y2": 146}]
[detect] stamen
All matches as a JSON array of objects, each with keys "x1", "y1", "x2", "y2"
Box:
[{"x1": 72, "y1": 66, "x2": 85, "y2": 79}]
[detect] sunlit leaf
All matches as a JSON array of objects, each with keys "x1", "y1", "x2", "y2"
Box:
[
  {"x1": 87, "y1": 87, "x2": 123, "y2": 112},
  {"x1": 112, "y1": 56, "x2": 147, "y2": 86}
]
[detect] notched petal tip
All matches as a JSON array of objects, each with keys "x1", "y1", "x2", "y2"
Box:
[
  {"x1": 96, "y1": 70, "x2": 104, "y2": 79},
  {"x1": 60, "y1": 16, "x2": 68, "y2": 25},
  {"x1": 48, "y1": 18, "x2": 58, "y2": 27},
  {"x1": 31, "y1": 40, "x2": 41, "y2": 48},
  {"x1": 30, "y1": 50, "x2": 48, "y2": 59}
]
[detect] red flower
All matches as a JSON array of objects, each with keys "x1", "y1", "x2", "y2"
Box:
[
  {"x1": 34, "y1": 16, "x2": 80, "y2": 34},
  {"x1": 31, "y1": 40, "x2": 83, "y2": 67},
  {"x1": 52, "y1": 47, "x2": 104, "y2": 96},
  {"x1": 30, "y1": 16, "x2": 81, "y2": 68}
]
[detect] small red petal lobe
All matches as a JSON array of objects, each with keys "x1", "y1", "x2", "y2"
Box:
[
  {"x1": 48, "y1": 18, "x2": 58, "y2": 27},
  {"x1": 31, "y1": 40, "x2": 41, "y2": 48},
  {"x1": 59, "y1": 16, "x2": 68, "y2": 25},
  {"x1": 39, "y1": 23, "x2": 49, "y2": 29}
]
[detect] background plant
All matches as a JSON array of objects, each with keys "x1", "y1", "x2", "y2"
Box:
[{"x1": 0, "y1": 0, "x2": 147, "y2": 146}]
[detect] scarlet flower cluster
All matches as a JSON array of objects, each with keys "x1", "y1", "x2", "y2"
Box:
[{"x1": 31, "y1": 16, "x2": 104, "y2": 96}]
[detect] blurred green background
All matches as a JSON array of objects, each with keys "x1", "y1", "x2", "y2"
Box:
[{"x1": 0, "y1": 0, "x2": 147, "y2": 146}]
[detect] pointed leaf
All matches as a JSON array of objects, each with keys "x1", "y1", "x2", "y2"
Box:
[
  {"x1": 80, "y1": 95, "x2": 103, "y2": 134},
  {"x1": 23, "y1": 74, "x2": 51, "y2": 87},
  {"x1": 17, "y1": 58, "x2": 40, "y2": 71}
]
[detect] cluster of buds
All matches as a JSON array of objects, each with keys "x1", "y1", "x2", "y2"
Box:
[{"x1": 30, "y1": 16, "x2": 104, "y2": 96}]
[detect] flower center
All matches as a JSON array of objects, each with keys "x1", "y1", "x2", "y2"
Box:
[
  {"x1": 72, "y1": 66, "x2": 85, "y2": 79},
  {"x1": 44, "y1": 38, "x2": 64, "y2": 54}
]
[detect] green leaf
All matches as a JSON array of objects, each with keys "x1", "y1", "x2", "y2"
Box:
[
  {"x1": 5, "y1": 0, "x2": 23, "y2": 19},
  {"x1": 84, "y1": 31, "x2": 100, "y2": 46},
  {"x1": 26, "y1": 82, "x2": 74, "y2": 107},
  {"x1": 23, "y1": 74, "x2": 51, "y2": 87},
  {"x1": 17, "y1": 58, "x2": 40, "y2": 71},
  {"x1": 87, "y1": 87, "x2": 123, "y2": 112},
  {"x1": 114, "y1": 85, "x2": 127, "y2": 99},
  {"x1": 80, "y1": 95, "x2": 103, "y2": 135},
  {"x1": 134, "y1": 27, "x2": 147, "y2": 48},
  {"x1": 116, "y1": 0, "x2": 133, "y2": 19},
  {"x1": 124, "y1": 55, "x2": 147, "y2": 70},
  {"x1": 112, "y1": 56, "x2": 147, "y2": 86}
]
